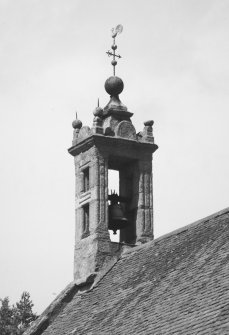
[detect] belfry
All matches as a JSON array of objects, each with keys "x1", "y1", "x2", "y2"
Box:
[
  {"x1": 68, "y1": 25, "x2": 158, "y2": 281},
  {"x1": 25, "y1": 23, "x2": 229, "y2": 335}
]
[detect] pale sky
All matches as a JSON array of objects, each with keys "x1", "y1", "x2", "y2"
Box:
[{"x1": 0, "y1": 0, "x2": 229, "y2": 314}]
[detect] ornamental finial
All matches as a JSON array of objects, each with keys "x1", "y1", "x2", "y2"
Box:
[{"x1": 106, "y1": 24, "x2": 123, "y2": 76}]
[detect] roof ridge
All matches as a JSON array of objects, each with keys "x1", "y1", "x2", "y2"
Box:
[
  {"x1": 122, "y1": 206, "x2": 229, "y2": 256},
  {"x1": 155, "y1": 206, "x2": 229, "y2": 242}
]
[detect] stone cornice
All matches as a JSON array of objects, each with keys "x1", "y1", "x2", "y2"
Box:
[{"x1": 68, "y1": 134, "x2": 158, "y2": 157}]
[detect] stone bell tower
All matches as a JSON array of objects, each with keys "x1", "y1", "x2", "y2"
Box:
[{"x1": 68, "y1": 25, "x2": 158, "y2": 281}]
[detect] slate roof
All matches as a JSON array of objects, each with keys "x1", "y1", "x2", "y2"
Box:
[{"x1": 26, "y1": 208, "x2": 229, "y2": 335}]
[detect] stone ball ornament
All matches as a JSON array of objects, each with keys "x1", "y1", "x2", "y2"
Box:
[
  {"x1": 105, "y1": 76, "x2": 124, "y2": 96},
  {"x1": 93, "y1": 106, "x2": 103, "y2": 117},
  {"x1": 72, "y1": 118, "x2": 82, "y2": 129}
]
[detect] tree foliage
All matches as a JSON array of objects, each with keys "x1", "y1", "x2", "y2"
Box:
[{"x1": 0, "y1": 292, "x2": 37, "y2": 335}]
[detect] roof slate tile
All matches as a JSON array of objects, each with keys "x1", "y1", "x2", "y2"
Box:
[{"x1": 26, "y1": 208, "x2": 229, "y2": 335}]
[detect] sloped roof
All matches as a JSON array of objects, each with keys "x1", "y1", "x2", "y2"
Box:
[{"x1": 26, "y1": 208, "x2": 229, "y2": 335}]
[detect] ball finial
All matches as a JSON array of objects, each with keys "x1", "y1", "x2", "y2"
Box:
[
  {"x1": 93, "y1": 98, "x2": 103, "y2": 116},
  {"x1": 72, "y1": 112, "x2": 82, "y2": 129},
  {"x1": 105, "y1": 76, "x2": 124, "y2": 96},
  {"x1": 93, "y1": 107, "x2": 103, "y2": 117}
]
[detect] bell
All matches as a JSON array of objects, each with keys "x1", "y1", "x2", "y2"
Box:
[{"x1": 108, "y1": 202, "x2": 128, "y2": 234}]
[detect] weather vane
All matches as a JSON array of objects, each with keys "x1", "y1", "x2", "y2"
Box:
[{"x1": 106, "y1": 24, "x2": 123, "y2": 76}]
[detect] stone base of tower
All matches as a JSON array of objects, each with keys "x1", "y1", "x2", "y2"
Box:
[{"x1": 74, "y1": 232, "x2": 121, "y2": 281}]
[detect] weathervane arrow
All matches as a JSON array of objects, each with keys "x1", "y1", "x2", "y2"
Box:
[{"x1": 106, "y1": 24, "x2": 123, "y2": 76}]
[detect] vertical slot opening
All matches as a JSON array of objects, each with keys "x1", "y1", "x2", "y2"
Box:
[
  {"x1": 84, "y1": 168, "x2": 89, "y2": 192},
  {"x1": 108, "y1": 169, "x2": 120, "y2": 242},
  {"x1": 82, "y1": 204, "x2": 89, "y2": 238}
]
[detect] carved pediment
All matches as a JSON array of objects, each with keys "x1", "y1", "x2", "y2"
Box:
[{"x1": 115, "y1": 121, "x2": 136, "y2": 140}]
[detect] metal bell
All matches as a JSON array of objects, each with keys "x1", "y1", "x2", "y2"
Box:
[{"x1": 108, "y1": 193, "x2": 128, "y2": 234}]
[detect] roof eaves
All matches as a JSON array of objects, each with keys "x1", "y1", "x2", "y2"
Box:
[{"x1": 24, "y1": 274, "x2": 96, "y2": 335}]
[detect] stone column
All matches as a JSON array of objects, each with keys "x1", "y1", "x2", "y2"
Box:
[
  {"x1": 90, "y1": 149, "x2": 109, "y2": 237},
  {"x1": 136, "y1": 158, "x2": 154, "y2": 243}
]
